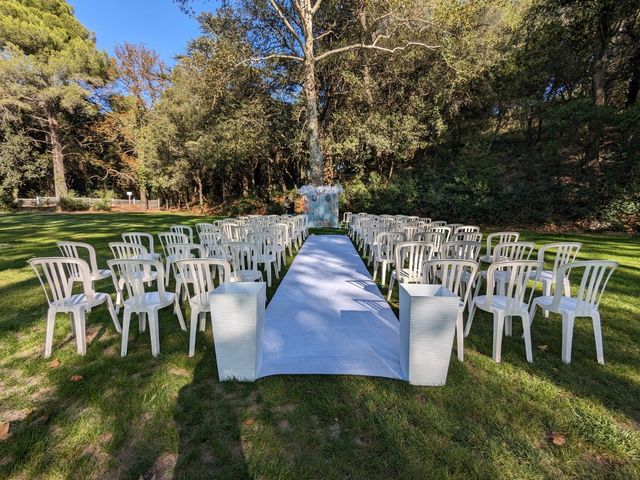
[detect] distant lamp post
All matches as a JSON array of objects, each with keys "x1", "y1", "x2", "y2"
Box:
[{"x1": 127, "y1": 191, "x2": 133, "y2": 209}]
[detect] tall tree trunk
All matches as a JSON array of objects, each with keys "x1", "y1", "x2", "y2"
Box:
[
  {"x1": 139, "y1": 185, "x2": 148, "y2": 210},
  {"x1": 302, "y1": 6, "x2": 324, "y2": 185},
  {"x1": 592, "y1": 59, "x2": 606, "y2": 106},
  {"x1": 46, "y1": 108, "x2": 68, "y2": 198},
  {"x1": 626, "y1": 47, "x2": 640, "y2": 107},
  {"x1": 196, "y1": 174, "x2": 204, "y2": 212}
]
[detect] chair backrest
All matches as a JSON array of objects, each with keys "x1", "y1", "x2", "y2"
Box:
[
  {"x1": 165, "y1": 243, "x2": 204, "y2": 260},
  {"x1": 29, "y1": 257, "x2": 95, "y2": 306},
  {"x1": 57, "y1": 241, "x2": 99, "y2": 275},
  {"x1": 122, "y1": 232, "x2": 155, "y2": 254},
  {"x1": 484, "y1": 260, "x2": 542, "y2": 314},
  {"x1": 537, "y1": 242, "x2": 582, "y2": 273},
  {"x1": 159, "y1": 232, "x2": 189, "y2": 256},
  {"x1": 429, "y1": 225, "x2": 452, "y2": 242},
  {"x1": 486, "y1": 231, "x2": 520, "y2": 257},
  {"x1": 175, "y1": 258, "x2": 232, "y2": 302},
  {"x1": 170, "y1": 225, "x2": 194, "y2": 243},
  {"x1": 221, "y1": 242, "x2": 258, "y2": 272},
  {"x1": 376, "y1": 231, "x2": 407, "y2": 260},
  {"x1": 453, "y1": 225, "x2": 480, "y2": 234},
  {"x1": 441, "y1": 241, "x2": 482, "y2": 261},
  {"x1": 107, "y1": 259, "x2": 167, "y2": 306},
  {"x1": 493, "y1": 241, "x2": 535, "y2": 262},
  {"x1": 430, "y1": 221, "x2": 447, "y2": 227},
  {"x1": 553, "y1": 260, "x2": 617, "y2": 316},
  {"x1": 248, "y1": 232, "x2": 277, "y2": 257},
  {"x1": 109, "y1": 242, "x2": 148, "y2": 260},
  {"x1": 395, "y1": 242, "x2": 435, "y2": 280},
  {"x1": 196, "y1": 223, "x2": 215, "y2": 238},
  {"x1": 453, "y1": 232, "x2": 483, "y2": 243},
  {"x1": 422, "y1": 259, "x2": 478, "y2": 311},
  {"x1": 413, "y1": 231, "x2": 445, "y2": 253},
  {"x1": 199, "y1": 232, "x2": 224, "y2": 257}
]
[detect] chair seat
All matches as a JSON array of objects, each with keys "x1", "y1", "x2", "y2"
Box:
[
  {"x1": 91, "y1": 269, "x2": 112, "y2": 281},
  {"x1": 231, "y1": 270, "x2": 262, "y2": 282},
  {"x1": 473, "y1": 295, "x2": 528, "y2": 316},
  {"x1": 51, "y1": 292, "x2": 108, "y2": 311},
  {"x1": 189, "y1": 292, "x2": 212, "y2": 310},
  {"x1": 479, "y1": 254, "x2": 493, "y2": 263},
  {"x1": 124, "y1": 292, "x2": 175, "y2": 310},
  {"x1": 533, "y1": 295, "x2": 595, "y2": 316},
  {"x1": 392, "y1": 269, "x2": 421, "y2": 283},
  {"x1": 257, "y1": 254, "x2": 276, "y2": 263},
  {"x1": 528, "y1": 269, "x2": 554, "y2": 282}
]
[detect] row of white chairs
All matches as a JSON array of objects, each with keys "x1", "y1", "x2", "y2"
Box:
[
  {"x1": 345, "y1": 212, "x2": 618, "y2": 365},
  {"x1": 29, "y1": 215, "x2": 309, "y2": 359}
]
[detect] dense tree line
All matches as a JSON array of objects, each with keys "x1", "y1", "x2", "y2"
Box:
[{"x1": 1, "y1": 0, "x2": 639, "y2": 228}]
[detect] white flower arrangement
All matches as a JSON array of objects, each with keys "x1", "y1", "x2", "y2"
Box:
[{"x1": 297, "y1": 184, "x2": 343, "y2": 196}]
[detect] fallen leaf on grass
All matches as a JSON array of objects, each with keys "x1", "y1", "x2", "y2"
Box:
[
  {"x1": 0, "y1": 422, "x2": 10, "y2": 441},
  {"x1": 243, "y1": 418, "x2": 256, "y2": 427},
  {"x1": 549, "y1": 432, "x2": 566, "y2": 446},
  {"x1": 70, "y1": 375, "x2": 83, "y2": 382},
  {"x1": 48, "y1": 358, "x2": 61, "y2": 368},
  {"x1": 537, "y1": 345, "x2": 549, "y2": 351}
]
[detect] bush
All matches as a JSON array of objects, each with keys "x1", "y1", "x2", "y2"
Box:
[
  {"x1": 90, "y1": 190, "x2": 113, "y2": 212},
  {"x1": 59, "y1": 192, "x2": 89, "y2": 211}
]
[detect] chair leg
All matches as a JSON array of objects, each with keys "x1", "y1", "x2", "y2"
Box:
[
  {"x1": 164, "y1": 261, "x2": 171, "y2": 287},
  {"x1": 592, "y1": 311, "x2": 604, "y2": 364},
  {"x1": 456, "y1": 309, "x2": 464, "y2": 362},
  {"x1": 542, "y1": 280, "x2": 552, "y2": 318},
  {"x1": 522, "y1": 314, "x2": 533, "y2": 363},
  {"x1": 561, "y1": 313, "x2": 575, "y2": 364},
  {"x1": 120, "y1": 308, "x2": 132, "y2": 356},
  {"x1": 189, "y1": 310, "x2": 198, "y2": 357},
  {"x1": 174, "y1": 298, "x2": 186, "y2": 331},
  {"x1": 105, "y1": 296, "x2": 121, "y2": 333},
  {"x1": 464, "y1": 304, "x2": 476, "y2": 337},
  {"x1": 73, "y1": 309, "x2": 87, "y2": 355},
  {"x1": 148, "y1": 311, "x2": 160, "y2": 357},
  {"x1": 266, "y1": 265, "x2": 272, "y2": 287},
  {"x1": 492, "y1": 312, "x2": 505, "y2": 363},
  {"x1": 199, "y1": 312, "x2": 206, "y2": 332},
  {"x1": 381, "y1": 261, "x2": 388, "y2": 287},
  {"x1": 138, "y1": 312, "x2": 147, "y2": 332},
  {"x1": 387, "y1": 275, "x2": 395, "y2": 301},
  {"x1": 44, "y1": 309, "x2": 56, "y2": 358},
  {"x1": 505, "y1": 316, "x2": 513, "y2": 337}
]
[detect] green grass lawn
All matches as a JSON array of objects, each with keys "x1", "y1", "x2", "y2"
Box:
[{"x1": 0, "y1": 212, "x2": 638, "y2": 479}]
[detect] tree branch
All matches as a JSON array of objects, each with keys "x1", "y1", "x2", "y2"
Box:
[
  {"x1": 268, "y1": 0, "x2": 304, "y2": 49},
  {"x1": 316, "y1": 40, "x2": 440, "y2": 61},
  {"x1": 235, "y1": 53, "x2": 304, "y2": 68}
]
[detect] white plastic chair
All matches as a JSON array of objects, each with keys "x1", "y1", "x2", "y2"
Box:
[
  {"x1": 109, "y1": 242, "x2": 158, "y2": 312},
  {"x1": 175, "y1": 258, "x2": 232, "y2": 356},
  {"x1": 530, "y1": 260, "x2": 617, "y2": 364},
  {"x1": 29, "y1": 257, "x2": 121, "y2": 358},
  {"x1": 170, "y1": 224, "x2": 194, "y2": 243},
  {"x1": 532, "y1": 242, "x2": 582, "y2": 318},
  {"x1": 57, "y1": 241, "x2": 112, "y2": 283},
  {"x1": 387, "y1": 241, "x2": 435, "y2": 300},
  {"x1": 480, "y1": 232, "x2": 520, "y2": 264},
  {"x1": 423, "y1": 259, "x2": 479, "y2": 362},
  {"x1": 165, "y1": 243, "x2": 204, "y2": 300},
  {"x1": 108, "y1": 258, "x2": 186, "y2": 357},
  {"x1": 467, "y1": 260, "x2": 542, "y2": 363},
  {"x1": 453, "y1": 225, "x2": 480, "y2": 234},
  {"x1": 429, "y1": 225, "x2": 452, "y2": 242},
  {"x1": 248, "y1": 232, "x2": 278, "y2": 286},
  {"x1": 121, "y1": 232, "x2": 161, "y2": 262},
  {"x1": 159, "y1": 232, "x2": 189, "y2": 285},
  {"x1": 474, "y1": 241, "x2": 536, "y2": 298},
  {"x1": 373, "y1": 231, "x2": 406, "y2": 287},
  {"x1": 441, "y1": 241, "x2": 482, "y2": 262},
  {"x1": 221, "y1": 242, "x2": 263, "y2": 282}
]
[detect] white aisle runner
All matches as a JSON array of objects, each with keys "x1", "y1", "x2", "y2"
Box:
[{"x1": 257, "y1": 234, "x2": 404, "y2": 380}]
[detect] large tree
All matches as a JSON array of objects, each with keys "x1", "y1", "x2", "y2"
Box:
[
  {"x1": 0, "y1": 0, "x2": 111, "y2": 197},
  {"x1": 177, "y1": 0, "x2": 440, "y2": 185}
]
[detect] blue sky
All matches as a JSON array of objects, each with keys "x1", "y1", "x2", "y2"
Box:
[{"x1": 68, "y1": 0, "x2": 219, "y2": 65}]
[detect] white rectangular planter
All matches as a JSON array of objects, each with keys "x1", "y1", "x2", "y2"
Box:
[
  {"x1": 399, "y1": 284, "x2": 460, "y2": 386},
  {"x1": 210, "y1": 282, "x2": 266, "y2": 381}
]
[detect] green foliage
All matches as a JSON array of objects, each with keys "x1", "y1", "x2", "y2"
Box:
[
  {"x1": 90, "y1": 190, "x2": 113, "y2": 212},
  {"x1": 58, "y1": 191, "x2": 89, "y2": 211}
]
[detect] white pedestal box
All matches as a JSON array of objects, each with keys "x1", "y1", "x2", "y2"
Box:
[
  {"x1": 209, "y1": 282, "x2": 266, "y2": 381},
  {"x1": 399, "y1": 284, "x2": 460, "y2": 386}
]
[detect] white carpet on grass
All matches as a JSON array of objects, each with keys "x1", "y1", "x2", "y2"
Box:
[{"x1": 257, "y1": 234, "x2": 403, "y2": 380}]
